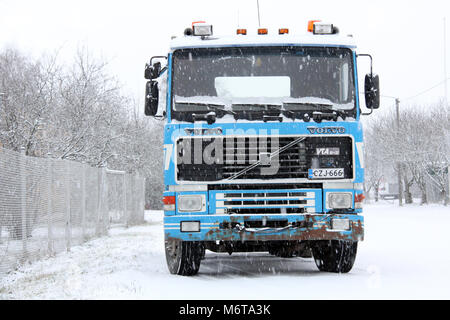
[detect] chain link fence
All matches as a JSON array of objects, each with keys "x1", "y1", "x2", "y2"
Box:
[{"x1": 0, "y1": 147, "x2": 145, "y2": 275}]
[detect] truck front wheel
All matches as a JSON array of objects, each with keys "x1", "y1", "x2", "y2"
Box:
[
  {"x1": 165, "y1": 240, "x2": 202, "y2": 276},
  {"x1": 311, "y1": 240, "x2": 357, "y2": 273}
]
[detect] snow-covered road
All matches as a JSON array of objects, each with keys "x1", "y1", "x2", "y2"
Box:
[{"x1": 1, "y1": 202, "x2": 449, "y2": 299}]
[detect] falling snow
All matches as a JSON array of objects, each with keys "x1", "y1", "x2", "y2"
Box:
[{"x1": 1, "y1": 201, "x2": 449, "y2": 300}]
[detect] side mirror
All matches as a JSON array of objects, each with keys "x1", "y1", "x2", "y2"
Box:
[
  {"x1": 365, "y1": 74, "x2": 380, "y2": 109},
  {"x1": 144, "y1": 81, "x2": 159, "y2": 116},
  {"x1": 144, "y1": 62, "x2": 162, "y2": 80},
  {"x1": 144, "y1": 56, "x2": 167, "y2": 80}
]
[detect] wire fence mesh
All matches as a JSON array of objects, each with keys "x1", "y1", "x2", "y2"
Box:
[{"x1": 0, "y1": 147, "x2": 145, "y2": 276}]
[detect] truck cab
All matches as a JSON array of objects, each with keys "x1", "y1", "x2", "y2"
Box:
[{"x1": 145, "y1": 21, "x2": 380, "y2": 275}]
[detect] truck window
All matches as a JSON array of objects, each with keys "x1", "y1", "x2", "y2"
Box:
[{"x1": 171, "y1": 46, "x2": 355, "y2": 122}]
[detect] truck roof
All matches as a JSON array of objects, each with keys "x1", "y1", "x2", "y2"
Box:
[{"x1": 170, "y1": 33, "x2": 357, "y2": 51}]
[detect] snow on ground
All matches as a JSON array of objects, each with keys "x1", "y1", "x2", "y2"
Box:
[{"x1": 1, "y1": 202, "x2": 449, "y2": 300}]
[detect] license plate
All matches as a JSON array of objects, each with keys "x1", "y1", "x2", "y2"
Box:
[{"x1": 308, "y1": 168, "x2": 344, "y2": 179}]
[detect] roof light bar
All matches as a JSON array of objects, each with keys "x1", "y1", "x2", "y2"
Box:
[
  {"x1": 237, "y1": 28, "x2": 247, "y2": 35},
  {"x1": 279, "y1": 28, "x2": 289, "y2": 34}
]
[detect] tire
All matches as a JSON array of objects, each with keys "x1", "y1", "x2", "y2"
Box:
[
  {"x1": 165, "y1": 240, "x2": 202, "y2": 276},
  {"x1": 311, "y1": 240, "x2": 358, "y2": 273}
]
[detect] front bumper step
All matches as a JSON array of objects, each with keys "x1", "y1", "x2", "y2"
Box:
[{"x1": 164, "y1": 214, "x2": 364, "y2": 242}]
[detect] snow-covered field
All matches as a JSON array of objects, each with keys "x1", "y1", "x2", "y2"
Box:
[{"x1": 1, "y1": 202, "x2": 449, "y2": 300}]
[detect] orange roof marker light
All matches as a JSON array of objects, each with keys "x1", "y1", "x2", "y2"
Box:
[
  {"x1": 279, "y1": 28, "x2": 289, "y2": 35},
  {"x1": 307, "y1": 20, "x2": 321, "y2": 32},
  {"x1": 237, "y1": 28, "x2": 247, "y2": 35},
  {"x1": 257, "y1": 28, "x2": 268, "y2": 35}
]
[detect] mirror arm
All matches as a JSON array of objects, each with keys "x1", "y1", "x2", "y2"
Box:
[
  {"x1": 153, "y1": 114, "x2": 166, "y2": 120},
  {"x1": 357, "y1": 54, "x2": 373, "y2": 75},
  {"x1": 150, "y1": 55, "x2": 168, "y2": 65},
  {"x1": 360, "y1": 105, "x2": 374, "y2": 116}
]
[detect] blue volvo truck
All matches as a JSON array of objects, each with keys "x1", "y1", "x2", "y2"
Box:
[{"x1": 144, "y1": 21, "x2": 380, "y2": 275}]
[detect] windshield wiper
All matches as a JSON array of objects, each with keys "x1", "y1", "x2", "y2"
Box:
[
  {"x1": 316, "y1": 103, "x2": 347, "y2": 120},
  {"x1": 175, "y1": 101, "x2": 236, "y2": 124},
  {"x1": 204, "y1": 103, "x2": 236, "y2": 116},
  {"x1": 231, "y1": 103, "x2": 294, "y2": 121},
  {"x1": 232, "y1": 103, "x2": 290, "y2": 113},
  {"x1": 282, "y1": 102, "x2": 347, "y2": 122},
  {"x1": 175, "y1": 101, "x2": 235, "y2": 116}
]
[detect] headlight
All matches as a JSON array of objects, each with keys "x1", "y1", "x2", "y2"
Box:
[
  {"x1": 313, "y1": 23, "x2": 334, "y2": 35},
  {"x1": 327, "y1": 192, "x2": 352, "y2": 209},
  {"x1": 193, "y1": 24, "x2": 213, "y2": 36},
  {"x1": 178, "y1": 195, "x2": 204, "y2": 212},
  {"x1": 331, "y1": 218, "x2": 350, "y2": 231},
  {"x1": 180, "y1": 221, "x2": 200, "y2": 232}
]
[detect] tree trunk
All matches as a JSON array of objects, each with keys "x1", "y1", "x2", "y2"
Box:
[
  {"x1": 441, "y1": 188, "x2": 448, "y2": 206},
  {"x1": 374, "y1": 183, "x2": 379, "y2": 202},
  {"x1": 403, "y1": 176, "x2": 413, "y2": 204},
  {"x1": 420, "y1": 184, "x2": 428, "y2": 205}
]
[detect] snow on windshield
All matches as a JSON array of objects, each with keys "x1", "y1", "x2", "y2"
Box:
[{"x1": 215, "y1": 76, "x2": 291, "y2": 99}]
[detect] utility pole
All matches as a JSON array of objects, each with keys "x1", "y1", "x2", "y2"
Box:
[
  {"x1": 0, "y1": 93, "x2": 4, "y2": 149},
  {"x1": 444, "y1": 17, "x2": 448, "y2": 105},
  {"x1": 395, "y1": 98, "x2": 403, "y2": 206}
]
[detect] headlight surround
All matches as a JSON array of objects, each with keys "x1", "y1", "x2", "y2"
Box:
[
  {"x1": 178, "y1": 195, "x2": 204, "y2": 212},
  {"x1": 327, "y1": 192, "x2": 352, "y2": 209}
]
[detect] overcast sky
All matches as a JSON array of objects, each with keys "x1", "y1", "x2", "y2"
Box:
[{"x1": 1, "y1": 0, "x2": 449, "y2": 112}]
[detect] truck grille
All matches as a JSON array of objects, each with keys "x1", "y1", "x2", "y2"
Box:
[
  {"x1": 177, "y1": 136, "x2": 352, "y2": 182},
  {"x1": 212, "y1": 189, "x2": 320, "y2": 215}
]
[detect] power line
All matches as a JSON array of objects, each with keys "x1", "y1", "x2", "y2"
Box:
[
  {"x1": 380, "y1": 76, "x2": 450, "y2": 104},
  {"x1": 402, "y1": 77, "x2": 450, "y2": 102}
]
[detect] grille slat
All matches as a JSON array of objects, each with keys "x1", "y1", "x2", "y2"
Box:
[{"x1": 215, "y1": 190, "x2": 316, "y2": 215}]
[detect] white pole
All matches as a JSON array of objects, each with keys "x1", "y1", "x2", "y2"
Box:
[
  {"x1": 65, "y1": 161, "x2": 71, "y2": 251},
  {"x1": 20, "y1": 147, "x2": 27, "y2": 261},
  {"x1": 81, "y1": 163, "x2": 86, "y2": 241},
  {"x1": 47, "y1": 156, "x2": 53, "y2": 255},
  {"x1": 256, "y1": 0, "x2": 261, "y2": 27},
  {"x1": 445, "y1": 17, "x2": 448, "y2": 105}
]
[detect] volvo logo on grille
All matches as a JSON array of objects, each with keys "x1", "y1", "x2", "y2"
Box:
[{"x1": 307, "y1": 127, "x2": 345, "y2": 134}]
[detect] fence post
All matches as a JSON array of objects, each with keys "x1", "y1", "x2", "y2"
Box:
[
  {"x1": 65, "y1": 161, "x2": 71, "y2": 252},
  {"x1": 81, "y1": 163, "x2": 86, "y2": 241},
  {"x1": 95, "y1": 167, "x2": 101, "y2": 236},
  {"x1": 20, "y1": 147, "x2": 27, "y2": 262},
  {"x1": 47, "y1": 154, "x2": 53, "y2": 255},
  {"x1": 142, "y1": 177, "x2": 146, "y2": 223},
  {"x1": 128, "y1": 175, "x2": 133, "y2": 226},
  {"x1": 103, "y1": 166, "x2": 109, "y2": 234},
  {"x1": 129, "y1": 174, "x2": 134, "y2": 226}
]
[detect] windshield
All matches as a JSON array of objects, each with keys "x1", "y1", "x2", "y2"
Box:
[{"x1": 171, "y1": 46, "x2": 356, "y2": 122}]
